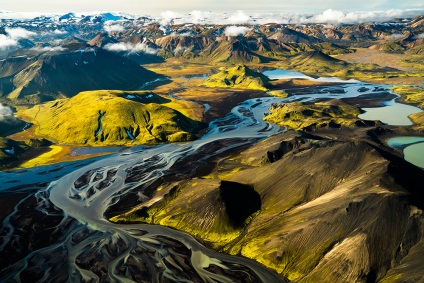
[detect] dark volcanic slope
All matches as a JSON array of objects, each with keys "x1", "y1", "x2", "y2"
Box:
[
  {"x1": 116, "y1": 132, "x2": 424, "y2": 283},
  {"x1": 1, "y1": 48, "x2": 162, "y2": 103},
  {"x1": 227, "y1": 135, "x2": 424, "y2": 282}
]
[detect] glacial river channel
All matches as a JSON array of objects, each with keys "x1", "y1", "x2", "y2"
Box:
[{"x1": 0, "y1": 71, "x2": 422, "y2": 282}]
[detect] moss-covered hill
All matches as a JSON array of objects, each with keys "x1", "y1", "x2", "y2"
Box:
[
  {"x1": 20, "y1": 90, "x2": 204, "y2": 146},
  {"x1": 264, "y1": 100, "x2": 376, "y2": 130},
  {"x1": 202, "y1": 65, "x2": 269, "y2": 90},
  {"x1": 281, "y1": 51, "x2": 350, "y2": 76}
]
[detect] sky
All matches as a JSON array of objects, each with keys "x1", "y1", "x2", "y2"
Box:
[{"x1": 0, "y1": 0, "x2": 423, "y2": 15}]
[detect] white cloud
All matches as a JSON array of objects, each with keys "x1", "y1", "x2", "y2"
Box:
[
  {"x1": 227, "y1": 11, "x2": 251, "y2": 24},
  {"x1": 189, "y1": 10, "x2": 212, "y2": 24},
  {"x1": 31, "y1": 46, "x2": 68, "y2": 52},
  {"x1": 0, "y1": 28, "x2": 36, "y2": 50},
  {"x1": 103, "y1": 23, "x2": 125, "y2": 33},
  {"x1": 170, "y1": 32, "x2": 192, "y2": 37},
  {"x1": 0, "y1": 104, "x2": 22, "y2": 125},
  {"x1": 5, "y1": 27, "x2": 36, "y2": 39},
  {"x1": 224, "y1": 26, "x2": 250, "y2": 36},
  {"x1": 0, "y1": 104, "x2": 13, "y2": 118},
  {"x1": 152, "y1": 8, "x2": 424, "y2": 25},
  {"x1": 416, "y1": 33, "x2": 424, "y2": 39},
  {"x1": 0, "y1": 34, "x2": 18, "y2": 49},
  {"x1": 303, "y1": 9, "x2": 421, "y2": 24},
  {"x1": 0, "y1": 11, "x2": 52, "y2": 20},
  {"x1": 53, "y1": 29, "x2": 67, "y2": 35},
  {"x1": 104, "y1": 42, "x2": 159, "y2": 55},
  {"x1": 390, "y1": 33, "x2": 405, "y2": 39},
  {"x1": 159, "y1": 11, "x2": 183, "y2": 25}
]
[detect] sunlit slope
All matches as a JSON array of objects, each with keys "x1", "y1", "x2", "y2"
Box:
[
  {"x1": 264, "y1": 100, "x2": 376, "y2": 130},
  {"x1": 282, "y1": 50, "x2": 350, "y2": 75},
  {"x1": 112, "y1": 133, "x2": 424, "y2": 282},
  {"x1": 202, "y1": 65, "x2": 269, "y2": 90},
  {"x1": 21, "y1": 90, "x2": 203, "y2": 145},
  {"x1": 0, "y1": 137, "x2": 51, "y2": 167},
  {"x1": 111, "y1": 179, "x2": 262, "y2": 247}
]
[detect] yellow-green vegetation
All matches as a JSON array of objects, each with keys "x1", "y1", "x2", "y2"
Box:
[
  {"x1": 370, "y1": 41, "x2": 405, "y2": 53},
  {"x1": 410, "y1": 112, "x2": 424, "y2": 130},
  {"x1": 400, "y1": 55, "x2": 424, "y2": 72},
  {"x1": 390, "y1": 85, "x2": 424, "y2": 128},
  {"x1": 334, "y1": 48, "x2": 424, "y2": 84},
  {"x1": 19, "y1": 145, "x2": 64, "y2": 168},
  {"x1": 110, "y1": 179, "x2": 248, "y2": 248},
  {"x1": 392, "y1": 85, "x2": 424, "y2": 108},
  {"x1": 146, "y1": 61, "x2": 214, "y2": 77},
  {"x1": 109, "y1": 134, "x2": 423, "y2": 282},
  {"x1": 20, "y1": 90, "x2": 203, "y2": 146},
  {"x1": 314, "y1": 42, "x2": 355, "y2": 55},
  {"x1": 264, "y1": 101, "x2": 365, "y2": 130},
  {"x1": 277, "y1": 50, "x2": 424, "y2": 85},
  {"x1": 202, "y1": 65, "x2": 269, "y2": 91},
  {"x1": 278, "y1": 51, "x2": 351, "y2": 78},
  {"x1": 268, "y1": 90, "x2": 289, "y2": 98}
]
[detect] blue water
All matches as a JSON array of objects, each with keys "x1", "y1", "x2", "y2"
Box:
[
  {"x1": 387, "y1": 136, "x2": 424, "y2": 148},
  {"x1": 359, "y1": 98, "x2": 422, "y2": 126},
  {"x1": 403, "y1": 143, "x2": 424, "y2": 168},
  {"x1": 387, "y1": 136, "x2": 424, "y2": 168},
  {"x1": 263, "y1": 69, "x2": 423, "y2": 126},
  {"x1": 263, "y1": 69, "x2": 358, "y2": 83}
]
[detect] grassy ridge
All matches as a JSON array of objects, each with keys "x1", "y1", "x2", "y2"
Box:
[
  {"x1": 20, "y1": 90, "x2": 204, "y2": 146},
  {"x1": 202, "y1": 65, "x2": 269, "y2": 90},
  {"x1": 264, "y1": 100, "x2": 369, "y2": 130}
]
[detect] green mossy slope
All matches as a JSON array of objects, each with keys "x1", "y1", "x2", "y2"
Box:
[
  {"x1": 264, "y1": 100, "x2": 374, "y2": 130},
  {"x1": 21, "y1": 90, "x2": 203, "y2": 146},
  {"x1": 202, "y1": 65, "x2": 269, "y2": 90}
]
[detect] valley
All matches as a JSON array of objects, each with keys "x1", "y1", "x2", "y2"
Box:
[{"x1": 0, "y1": 9, "x2": 424, "y2": 283}]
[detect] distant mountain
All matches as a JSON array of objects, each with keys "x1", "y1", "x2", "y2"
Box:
[
  {"x1": 201, "y1": 37, "x2": 272, "y2": 64},
  {"x1": 155, "y1": 35, "x2": 214, "y2": 58},
  {"x1": 88, "y1": 32, "x2": 118, "y2": 47},
  {"x1": 20, "y1": 90, "x2": 203, "y2": 145},
  {"x1": 269, "y1": 27, "x2": 322, "y2": 44},
  {"x1": 1, "y1": 13, "x2": 422, "y2": 64},
  {"x1": 0, "y1": 48, "x2": 163, "y2": 103},
  {"x1": 283, "y1": 50, "x2": 350, "y2": 76}
]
